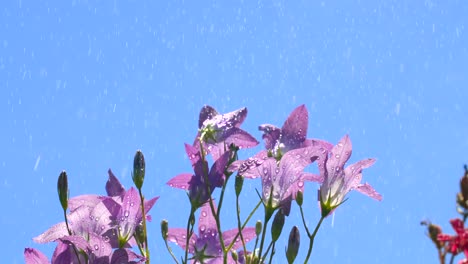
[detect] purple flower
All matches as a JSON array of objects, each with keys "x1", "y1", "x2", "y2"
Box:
[
  {"x1": 195, "y1": 105, "x2": 258, "y2": 160},
  {"x1": 318, "y1": 135, "x2": 382, "y2": 217},
  {"x1": 167, "y1": 144, "x2": 230, "y2": 208},
  {"x1": 29, "y1": 170, "x2": 157, "y2": 263},
  {"x1": 167, "y1": 202, "x2": 256, "y2": 264},
  {"x1": 235, "y1": 145, "x2": 327, "y2": 215},
  {"x1": 259, "y1": 104, "x2": 332, "y2": 159},
  {"x1": 24, "y1": 245, "x2": 145, "y2": 264}
]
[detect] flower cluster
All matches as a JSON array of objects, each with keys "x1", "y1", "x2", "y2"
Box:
[
  {"x1": 25, "y1": 104, "x2": 382, "y2": 264},
  {"x1": 423, "y1": 166, "x2": 468, "y2": 264}
]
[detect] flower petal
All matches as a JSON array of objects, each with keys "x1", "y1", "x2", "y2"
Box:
[
  {"x1": 167, "y1": 173, "x2": 193, "y2": 190},
  {"x1": 259, "y1": 124, "x2": 281, "y2": 150},
  {"x1": 33, "y1": 222, "x2": 68, "y2": 244},
  {"x1": 354, "y1": 183, "x2": 382, "y2": 201},
  {"x1": 223, "y1": 227, "x2": 256, "y2": 250},
  {"x1": 106, "y1": 169, "x2": 125, "y2": 197},
  {"x1": 167, "y1": 228, "x2": 197, "y2": 253},
  {"x1": 24, "y1": 248, "x2": 50, "y2": 264},
  {"x1": 281, "y1": 104, "x2": 308, "y2": 149},
  {"x1": 198, "y1": 105, "x2": 218, "y2": 129}
]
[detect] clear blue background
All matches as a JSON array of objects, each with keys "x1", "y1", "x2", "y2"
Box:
[{"x1": 2, "y1": 0, "x2": 468, "y2": 263}]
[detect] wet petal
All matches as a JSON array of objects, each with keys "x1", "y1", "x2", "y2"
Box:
[
  {"x1": 24, "y1": 248, "x2": 50, "y2": 264},
  {"x1": 106, "y1": 169, "x2": 125, "y2": 197}
]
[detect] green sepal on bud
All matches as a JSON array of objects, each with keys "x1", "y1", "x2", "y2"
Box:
[
  {"x1": 132, "y1": 150, "x2": 146, "y2": 190},
  {"x1": 135, "y1": 224, "x2": 146, "y2": 246},
  {"x1": 286, "y1": 226, "x2": 300, "y2": 264},
  {"x1": 57, "y1": 170, "x2": 69, "y2": 212},
  {"x1": 255, "y1": 220, "x2": 263, "y2": 236},
  {"x1": 235, "y1": 174, "x2": 244, "y2": 197},
  {"x1": 161, "y1": 219, "x2": 169, "y2": 241},
  {"x1": 271, "y1": 210, "x2": 285, "y2": 242},
  {"x1": 296, "y1": 191, "x2": 303, "y2": 207},
  {"x1": 231, "y1": 250, "x2": 238, "y2": 262}
]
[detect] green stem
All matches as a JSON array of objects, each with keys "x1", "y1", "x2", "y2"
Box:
[
  {"x1": 164, "y1": 239, "x2": 180, "y2": 264},
  {"x1": 235, "y1": 191, "x2": 247, "y2": 257},
  {"x1": 268, "y1": 242, "x2": 276, "y2": 264},
  {"x1": 198, "y1": 141, "x2": 227, "y2": 263},
  {"x1": 184, "y1": 208, "x2": 196, "y2": 264},
  {"x1": 299, "y1": 205, "x2": 311, "y2": 237},
  {"x1": 138, "y1": 188, "x2": 150, "y2": 263},
  {"x1": 257, "y1": 209, "x2": 274, "y2": 264},
  {"x1": 303, "y1": 216, "x2": 325, "y2": 264},
  {"x1": 227, "y1": 200, "x2": 262, "y2": 252},
  {"x1": 63, "y1": 209, "x2": 82, "y2": 264}
]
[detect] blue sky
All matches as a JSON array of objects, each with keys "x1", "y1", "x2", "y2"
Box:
[{"x1": 2, "y1": 1, "x2": 468, "y2": 263}]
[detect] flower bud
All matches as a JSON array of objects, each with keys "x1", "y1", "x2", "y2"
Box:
[
  {"x1": 235, "y1": 174, "x2": 244, "y2": 197},
  {"x1": 231, "y1": 250, "x2": 238, "y2": 262},
  {"x1": 57, "y1": 170, "x2": 69, "y2": 211},
  {"x1": 255, "y1": 220, "x2": 262, "y2": 236},
  {"x1": 161, "y1": 219, "x2": 169, "y2": 241},
  {"x1": 271, "y1": 210, "x2": 285, "y2": 242},
  {"x1": 286, "y1": 226, "x2": 300, "y2": 264},
  {"x1": 132, "y1": 150, "x2": 145, "y2": 190},
  {"x1": 135, "y1": 224, "x2": 146, "y2": 246},
  {"x1": 296, "y1": 191, "x2": 303, "y2": 207}
]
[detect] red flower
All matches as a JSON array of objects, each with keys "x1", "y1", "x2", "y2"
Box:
[{"x1": 438, "y1": 218, "x2": 468, "y2": 257}]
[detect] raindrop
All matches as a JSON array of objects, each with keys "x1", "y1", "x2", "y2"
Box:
[
  {"x1": 304, "y1": 149, "x2": 309, "y2": 155},
  {"x1": 263, "y1": 168, "x2": 268, "y2": 175},
  {"x1": 89, "y1": 215, "x2": 94, "y2": 220},
  {"x1": 202, "y1": 211, "x2": 207, "y2": 217},
  {"x1": 94, "y1": 244, "x2": 99, "y2": 250},
  {"x1": 335, "y1": 154, "x2": 340, "y2": 159},
  {"x1": 275, "y1": 167, "x2": 280, "y2": 174},
  {"x1": 200, "y1": 225, "x2": 206, "y2": 231},
  {"x1": 297, "y1": 181, "x2": 304, "y2": 187},
  {"x1": 335, "y1": 167, "x2": 340, "y2": 172},
  {"x1": 100, "y1": 225, "x2": 105, "y2": 230},
  {"x1": 95, "y1": 217, "x2": 99, "y2": 222},
  {"x1": 124, "y1": 210, "x2": 130, "y2": 217},
  {"x1": 130, "y1": 202, "x2": 134, "y2": 207},
  {"x1": 103, "y1": 236, "x2": 110, "y2": 242}
]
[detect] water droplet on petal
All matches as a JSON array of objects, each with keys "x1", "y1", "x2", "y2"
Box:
[
  {"x1": 200, "y1": 225, "x2": 206, "y2": 231},
  {"x1": 263, "y1": 168, "x2": 268, "y2": 175},
  {"x1": 297, "y1": 181, "x2": 304, "y2": 187},
  {"x1": 124, "y1": 210, "x2": 130, "y2": 217},
  {"x1": 202, "y1": 211, "x2": 207, "y2": 217},
  {"x1": 335, "y1": 154, "x2": 340, "y2": 159},
  {"x1": 130, "y1": 202, "x2": 134, "y2": 207},
  {"x1": 94, "y1": 244, "x2": 99, "y2": 250}
]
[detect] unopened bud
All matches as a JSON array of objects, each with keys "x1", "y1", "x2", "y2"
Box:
[
  {"x1": 271, "y1": 210, "x2": 285, "y2": 242},
  {"x1": 132, "y1": 150, "x2": 146, "y2": 190},
  {"x1": 231, "y1": 250, "x2": 238, "y2": 262},
  {"x1": 286, "y1": 226, "x2": 300, "y2": 264},
  {"x1": 255, "y1": 220, "x2": 262, "y2": 236},
  {"x1": 235, "y1": 174, "x2": 244, "y2": 197},
  {"x1": 161, "y1": 219, "x2": 169, "y2": 241},
  {"x1": 57, "y1": 171, "x2": 69, "y2": 211},
  {"x1": 296, "y1": 191, "x2": 303, "y2": 207},
  {"x1": 135, "y1": 224, "x2": 146, "y2": 245}
]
